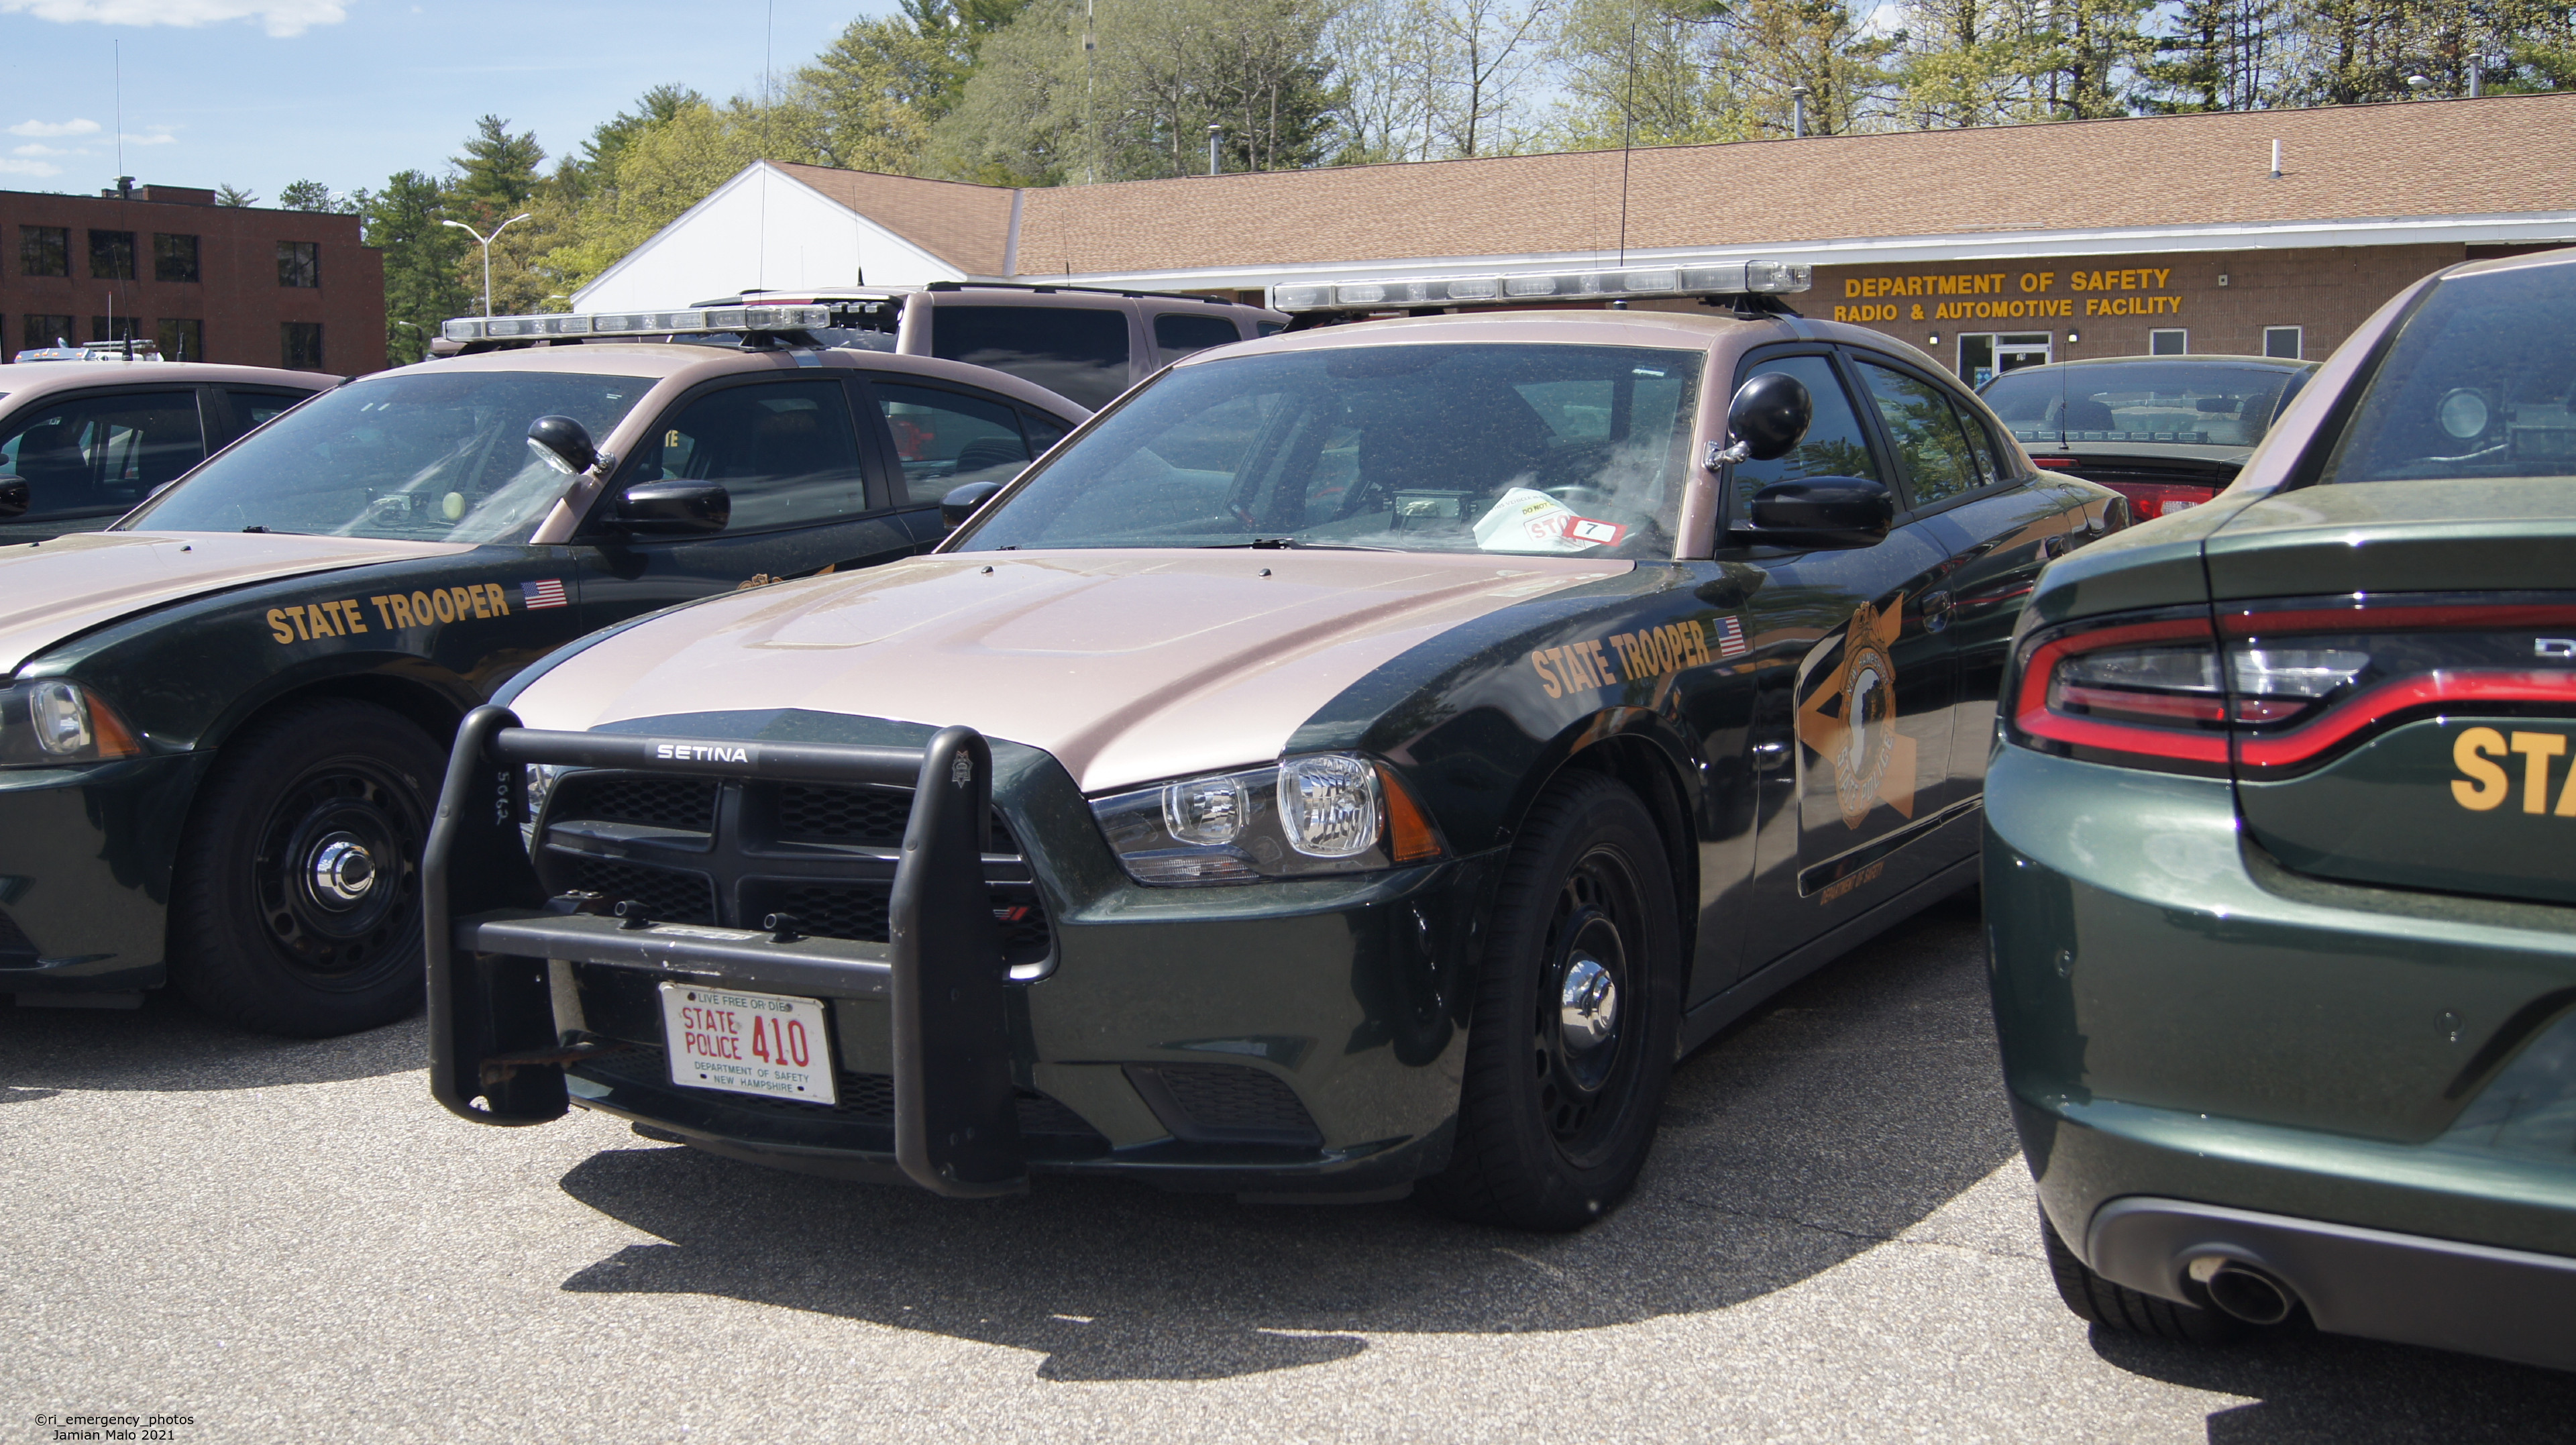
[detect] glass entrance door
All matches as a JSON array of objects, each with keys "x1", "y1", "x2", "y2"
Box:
[{"x1": 1958, "y1": 332, "x2": 2053, "y2": 387}]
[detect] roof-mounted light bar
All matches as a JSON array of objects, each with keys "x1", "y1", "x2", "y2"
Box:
[
  {"x1": 440, "y1": 305, "x2": 833, "y2": 343},
  {"x1": 1271, "y1": 258, "x2": 1812, "y2": 313}
]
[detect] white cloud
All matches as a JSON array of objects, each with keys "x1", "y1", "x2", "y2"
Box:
[
  {"x1": 119, "y1": 130, "x2": 177, "y2": 144},
  {"x1": 8, "y1": 117, "x2": 101, "y2": 138},
  {"x1": 11, "y1": 142, "x2": 68, "y2": 156},
  {"x1": 0, "y1": 158, "x2": 66, "y2": 176},
  {"x1": 0, "y1": 1, "x2": 347, "y2": 38}
]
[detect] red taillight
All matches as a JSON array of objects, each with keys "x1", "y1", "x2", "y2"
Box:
[
  {"x1": 2010, "y1": 598, "x2": 2576, "y2": 775},
  {"x1": 2031, "y1": 456, "x2": 2077, "y2": 470},
  {"x1": 2105, "y1": 482, "x2": 2220, "y2": 519},
  {"x1": 2013, "y1": 615, "x2": 2230, "y2": 769}
]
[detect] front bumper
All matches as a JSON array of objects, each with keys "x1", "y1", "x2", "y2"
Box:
[
  {"x1": 428, "y1": 709, "x2": 1487, "y2": 1196},
  {"x1": 1984, "y1": 746, "x2": 2576, "y2": 1358},
  {"x1": 0, "y1": 753, "x2": 201, "y2": 994}
]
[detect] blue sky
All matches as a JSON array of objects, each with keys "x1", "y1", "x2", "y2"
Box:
[{"x1": 0, "y1": 0, "x2": 883, "y2": 205}]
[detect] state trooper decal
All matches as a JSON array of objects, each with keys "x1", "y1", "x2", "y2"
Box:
[{"x1": 1798, "y1": 595, "x2": 1917, "y2": 830}]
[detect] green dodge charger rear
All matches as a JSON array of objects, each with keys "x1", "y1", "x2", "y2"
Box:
[{"x1": 1987, "y1": 248, "x2": 2576, "y2": 1369}]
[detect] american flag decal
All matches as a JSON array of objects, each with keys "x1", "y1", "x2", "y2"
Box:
[
  {"x1": 1715, "y1": 615, "x2": 1749, "y2": 658},
  {"x1": 521, "y1": 578, "x2": 569, "y2": 610}
]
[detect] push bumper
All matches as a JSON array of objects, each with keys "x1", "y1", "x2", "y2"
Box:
[
  {"x1": 2088, "y1": 1197, "x2": 2576, "y2": 1372},
  {"x1": 0, "y1": 754, "x2": 200, "y2": 995},
  {"x1": 426, "y1": 706, "x2": 1479, "y2": 1198}
]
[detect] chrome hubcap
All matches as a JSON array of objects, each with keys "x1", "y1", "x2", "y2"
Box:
[
  {"x1": 1558, "y1": 955, "x2": 1619, "y2": 1050},
  {"x1": 307, "y1": 833, "x2": 377, "y2": 908}
]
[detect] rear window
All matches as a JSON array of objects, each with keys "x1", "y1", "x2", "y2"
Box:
[
  {"x1": 1983, "y1": 362, "x2": 2298, "y2": 449},
  {"x1": 930, "y1": 305, "x2": 1130, "y2": 411},
  {"x1": 2319, "y1": 262, "x2": 2576, "y2": 483}
]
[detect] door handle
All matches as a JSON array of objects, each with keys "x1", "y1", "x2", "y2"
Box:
[{"x1": 1921, "y1": 589, "x2": 1954, "y2": 633}]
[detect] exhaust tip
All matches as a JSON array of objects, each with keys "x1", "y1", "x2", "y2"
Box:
[{"x1": 2190, "y1": 1256, "x2": 2297, "y2": 1326}]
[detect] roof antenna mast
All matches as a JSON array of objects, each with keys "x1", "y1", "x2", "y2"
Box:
[{"x1": 1615, "y1": 0, "x2": 1640, "y2": 274}]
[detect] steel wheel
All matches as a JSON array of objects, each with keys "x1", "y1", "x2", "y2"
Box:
[{"x1": 1533, "y1": 844, "x2": 1647, "y2": 1162}]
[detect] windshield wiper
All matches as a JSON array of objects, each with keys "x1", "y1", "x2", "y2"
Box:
[
  {"x1": 241, "y1": 525, "x2": 269, "y2": 533},
  {"x1": 1226, "y1": 536, "x2": 1407, "y2": 552}
]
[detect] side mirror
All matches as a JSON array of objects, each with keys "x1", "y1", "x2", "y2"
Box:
[
  {"x1": 1739, "y1": 476, "x2": 1893, "y2": 550},
  {"x1": 1727, "y1": 372, "x2": 1814, "y2": 462},
  {"x1": 527, "y1": 415, "x2": 599, "y2": 476},
  {"x1": 940, "y1": 479, "x2": 1005, "y2": 531},
  {"x1": 614, "y1": 482, "x2": 730, "y2": 535},
  {"x1": 0, "y1": 476, "x2": 25, "y2": 519}
]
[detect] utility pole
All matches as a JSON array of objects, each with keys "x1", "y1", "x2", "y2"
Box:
[{"x1": 443, "y1": 213, "x2": 533, "y2": 317}]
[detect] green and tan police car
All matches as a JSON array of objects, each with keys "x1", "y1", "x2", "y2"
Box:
[
  {"x1": 1988, "y1": 248, "x2": 2576, "y2": 1368},
  {"x1": 424, "y1": 260, "x2": 2118, "y2": 1228},
  {"x1": 0, "y1": 305, "x2": 1086, "y2": 1034}
]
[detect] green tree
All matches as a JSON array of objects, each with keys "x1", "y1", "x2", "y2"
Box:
[
  {"x1": 555, "y1": 85, "x2": 703, "y2": 204},
  {"x1": 2136, "y1": 0, "x2": 2278, "y2": 111},
  {"x1": 277, "y1": 178, "x2": 354, "y2": 212},
  {"x1": 1717, "y1": 0, "x2": 1895, "y2": 136},
  {"x1": 214, "y1": 184, "x2": 258, "y2": 207},
  {"x1": 1891, "y1": 0, "x2": 2062, "y2": 127},
  {"x1": 1546, "y1": 0, "x2": 1750, "y2": 150},
  {"x1": 452, "y1": 115, "x2": 546, "y2": 215},
  {"x1": 537, "y1": 97, "x2": 835, "y2": 297},
  {"x1": 356, "y1": 170, "x2": 472, "y2": 366}
]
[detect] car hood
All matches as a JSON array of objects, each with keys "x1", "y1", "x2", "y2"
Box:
[
  {"x1": 2204, "y1": 478, "x2": 2576, "y2": 598},
  {"x1": 511, "y1": 549, "x2": 1630, "y2": 794},
  {"x1": 0, "y1": 530, "x2": 472, "y2": 673}
]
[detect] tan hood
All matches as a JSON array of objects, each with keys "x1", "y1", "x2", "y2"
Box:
[
  {"x1": 0, "y1": 531, "x2": 472, "y2": 673},
  {"x1": 513, "y1": 550, "x2": 1629, "y2": 794}
]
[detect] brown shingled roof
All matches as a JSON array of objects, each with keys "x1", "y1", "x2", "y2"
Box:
[
  {"x1": 1004, "y1": 93, "x2": 2576, "y2": 276},
  {"x1": 772, "y1": 162, "x2": 1017, "y2": 276}
]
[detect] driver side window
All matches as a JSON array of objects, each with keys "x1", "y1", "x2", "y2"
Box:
[
  {"x1": 1729, "y1": 355, "x2": 1880, "y2": 515},
  {"x1": 627, "y1": 381, "x2": 867, "y2": 532},
  {"x1": 0, "y1": 389, "x2": 205, "y2": 521}
]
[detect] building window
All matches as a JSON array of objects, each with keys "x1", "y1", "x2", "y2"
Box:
[
  {"x1": 90, "y1": 315, "x2": 143, "y2": 343},
  {"x1": 280, "y1": 321, "x2": 323, "y2": 369},
  {"x1": 22, "y1": 314, "x2": 72, "y2": 354},
  {"x1": 276, "y1": 241, "x2": 321, "y2": 288},
  {"x1": 2263, "y1": 326, "x2": 2303, "y2": 360},
  {"x1": 2149, "y1": 329, "x2": 2188, "y2": 356},
  {"x1": 19, "y1": 226, "x2": 67, "y2": 278},
  {"x1": 158, "y1": 317, "x2": 204, "y2": 362},
  {"x1": 89, "y1": 229, "x2": 136, "y2": 281},
  {"x1": 154, "y1": 233, "x2": 201, "y2": 284}
]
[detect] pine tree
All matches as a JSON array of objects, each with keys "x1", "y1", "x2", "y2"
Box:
[
  {"x1": 356, "y1": 170, "x2": 473, "y2": 366},
  {"x1": 214, "y1": 184, "x2": 258, "y2": 207},
  {"x1": 451, "y1": 115, "x2": 546, "y2": 216},
  {"x1": 277, "y1": 178, "x2": 352, "y2": 213}
]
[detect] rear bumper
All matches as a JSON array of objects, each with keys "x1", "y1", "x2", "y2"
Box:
[
  {"x1": 1984, "y1": 745, "x2": 2576, "y2": 1362},
  {"x1": 0, "y1": 754, "x2": 198, "y2": 994},
  {"x1": 2088, "y1": 1197, "x2": 2576, "y2": 1372}
]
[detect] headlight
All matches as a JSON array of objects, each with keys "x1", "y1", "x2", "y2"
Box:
[
  {"x1": 1091, "y1": 754, "x2": 1443, "y2": 887},
  {"x1": 0, "y1": 680, "x2": 143, "y2": 767}
]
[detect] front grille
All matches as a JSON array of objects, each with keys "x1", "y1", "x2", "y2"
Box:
[
  {"x1": 567, "y1": 857, "x2": 716, "y2": 924},
  {"x1": 536, "y1": 773, "x2": 1053, "y2": 965},
  {"x1": 1128, "y1": 1063, "x2": 1323, "y2": 1146},
  {"x1": 553, "y1": 774, "x2": 718, "y2": 833},
  {"x1": 762, "y1": 882, "x2": 890, "y2": 943}
]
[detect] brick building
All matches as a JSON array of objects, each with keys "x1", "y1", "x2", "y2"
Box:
[
  {"x1": 0, "y1": 181, "x2": 383, "y2": 374},
  {"x1": 577, "y1": 93, "x2": 2575, "y2": 382}
]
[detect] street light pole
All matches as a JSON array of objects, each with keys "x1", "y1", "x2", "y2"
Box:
[{"x1": 442, "y1": 213, "x2": 533, "y2": 317}]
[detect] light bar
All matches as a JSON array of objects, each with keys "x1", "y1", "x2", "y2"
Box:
[
  {"x1": 1271, "y1": 258, "x2": 1813, "y2": 313},
  {"x1": 440, "y1": 305, "x2": 832, "y2": 343}
]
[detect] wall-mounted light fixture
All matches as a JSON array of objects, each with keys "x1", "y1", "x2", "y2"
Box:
[
  {"x1": 2066, "y1": 331, "x2": 2081, "y2": 343},
  {"x1": 1927, "y1": 333, "x2": 1941, "y2": 345}
]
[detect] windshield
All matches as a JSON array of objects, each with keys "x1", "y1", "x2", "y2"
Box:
[
  {"x1": 2320, "y1": 262, "x2": 2576, "y2": 484},
  {"x1": 121, "y1": 370, "x2": 651, "y2": 541},
  {"x1": 1982, "y1": 361, "x2": 2298, "y2": 449},
  {"x1": 951, "y1": 343, "x2": 1701, "y2": 559}
]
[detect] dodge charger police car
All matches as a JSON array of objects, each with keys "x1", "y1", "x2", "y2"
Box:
[
  {"x1": 427, "y1": 262, "x2": 2117, "y2": 1228},
  {"x1": 0, "y1": 305, "x2": 1086, "y2": 1034}
]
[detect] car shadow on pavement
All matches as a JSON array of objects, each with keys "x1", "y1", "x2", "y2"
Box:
[
  {"x1": 2089, "y1": 1326, "x2": 2576, "y2": 1442},
  {"x1": 0, "y1": 991, "x2": 425, "y2": 1091},
  {"x1": 556, "y1": 891, "x2": 2028, "y2": 1381}
]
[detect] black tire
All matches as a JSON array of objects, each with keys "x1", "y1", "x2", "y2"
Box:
[
  {"x1": 1421, "y1": 769, "x2": 1680, "y2": 1231},
  {"x1": 2041, "y1": 1208, "x2": 2244, "y2": 1344},
  {"x1": 170, "y1": 698, "x2": 444, "y2": 1037}
]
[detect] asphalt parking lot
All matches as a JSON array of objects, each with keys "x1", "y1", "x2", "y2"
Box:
[{"x1": 7, "y1": 891, "x2": 2571, "y2": 1444}]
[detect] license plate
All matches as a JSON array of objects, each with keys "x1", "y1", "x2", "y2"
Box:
[{"x1": 657, "y1": 982, "x2": 838, "y2": 1106}]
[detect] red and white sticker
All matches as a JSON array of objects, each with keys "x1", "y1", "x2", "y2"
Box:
[{"x1": 1563, "y1": 516, "x2": 1627, "y2": 546}]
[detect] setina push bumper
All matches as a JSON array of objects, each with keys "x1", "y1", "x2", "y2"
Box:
[{"x1": 425, "y1": 704, "x2": 1029, "y2": 1197}]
